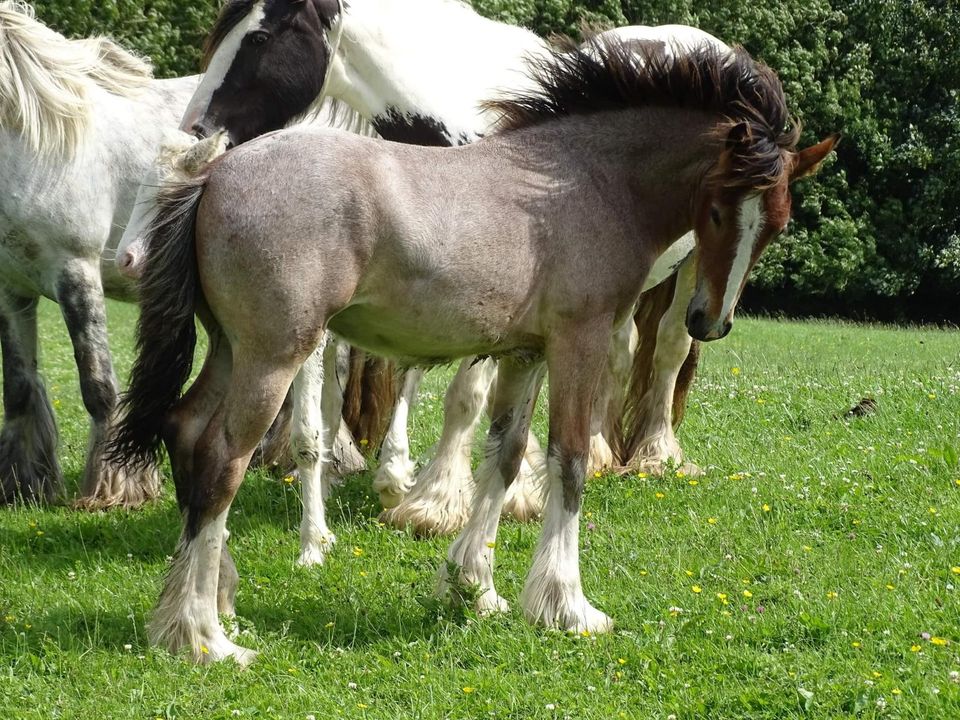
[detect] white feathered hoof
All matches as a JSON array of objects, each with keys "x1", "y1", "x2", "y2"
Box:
[
  {"x1": 379, "y1": 492, "x2": 470, "y2": 537},
  {"x1": 587, "y1": 433, "x2": 615, "y2": 475},
  {"x1": 502, "y1": 462, "x2": 546, "y2": 522},
  {"x1": 74, "y1": 458, "x2": 162, "y2": 511},
  {"x1": 296, "y1": 532, "x2": 337, "y2": 567},
  {"x1": 371, "y1": 456, "x2": 417, "y2": 509},
  {"x1": 520, "y1": 575, "x2": 614, "y2": 635}
]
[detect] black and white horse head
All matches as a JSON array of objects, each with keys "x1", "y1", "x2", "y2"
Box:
[{"x1": 182, "y1": 0, "x2": 343, "y2": 147}]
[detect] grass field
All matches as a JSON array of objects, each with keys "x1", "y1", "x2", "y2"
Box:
[{"x1": 1, "y1": 300, "x2": 958, "y2": 719}]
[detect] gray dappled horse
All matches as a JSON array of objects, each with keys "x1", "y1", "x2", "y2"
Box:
[
  {"x1": 112, "y1": 37, "x2": 836, "y2": 663},
  {"x1": 0, "y1": 1, "x2": 200, "y2": 507}
]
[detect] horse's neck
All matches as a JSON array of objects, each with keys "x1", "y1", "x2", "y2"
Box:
[
  {"x1": 327, "y1": 0, "x2": 549, "y2": 144},
  {"x1": 509, "y1": 108, "x2": 720, "y2": 254}
]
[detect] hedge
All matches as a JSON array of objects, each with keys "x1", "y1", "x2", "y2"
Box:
[{"x1": 30, "y1": 1, "x2": 960, "y2": 321}]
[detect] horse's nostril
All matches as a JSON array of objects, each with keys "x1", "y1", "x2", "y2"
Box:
[{"x1": 721, "y1": 320, "x2": 733, "y2": 338}]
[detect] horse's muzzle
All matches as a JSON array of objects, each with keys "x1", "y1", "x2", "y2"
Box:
[{"x1": 686, "y1": 307, "x2": 732, "y2": 342}]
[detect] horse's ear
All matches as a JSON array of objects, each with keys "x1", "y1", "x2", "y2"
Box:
[
  {"x1": 312, "y1": 0, "x2": 342, "y2": 26},
  {"x1": 176, "y1": 132, "x2": 229, "y2": 175},
  {"x1": 790, "y1": 134, "x2": 840, "y2": 183}
]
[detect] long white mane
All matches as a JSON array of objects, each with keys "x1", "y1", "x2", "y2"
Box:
[{"x1": 0, "y1": 1, "x2": 152, "y2": 157}]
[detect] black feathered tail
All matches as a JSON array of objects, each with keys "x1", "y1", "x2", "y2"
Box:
[{"x1": 108, "y1": 175, "x2": 210, "y2": 469}]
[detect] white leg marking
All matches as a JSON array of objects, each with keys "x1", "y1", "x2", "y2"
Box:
[
  {"x1": 629, "y1": 256, "x2": 699, "y2": 475},
  {"x1": 294, "y1": 336, "x2": 339, "y2": 567},
  {"x1": 381, "y1": 358, "x2": 496, "y2": 536},
  {"x1": 372, "y1": 367, "x2": 424, "y2": 507},
  {"x1": 148, "y1": 511, "x2": 256, "y2": 664},
  {"x1": 438, "y1": 451, "x2": 510, "y2": 615},
  {"x1": 520, "y1": 457, "x2": 613, "y2": 634}
]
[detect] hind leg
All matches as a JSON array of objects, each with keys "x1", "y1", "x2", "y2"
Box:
[
  {"x1": 372, "y1": 367, "x2": 423, "y2": 507},
  {"x1": 438, "y1": 357, "x2": 545, "y2": 614},
  {"x1": 163, "y1": 322, "x2": 239, "y2": 615},
  {"x1": 149, "y1": 351, "x2": 302, "y2": 664},
  {"x1": 382, "y1": 357, "x2": 496, "y2": 536},
  {"x1": 0, "y1": 291, "x2": 62, "y2": 504},
  {"x1": 59, "y1": 262, "x2": 161, "y2": 509},
  {"x1": 626, "y1": 256, "x2": 701, "y2": 475},
  {"x1": 521, "y1": 322, "x2": 614, "y2": 634},
  {"x1": 294, "y1": 334, "x2": 342, "y2": 566}
]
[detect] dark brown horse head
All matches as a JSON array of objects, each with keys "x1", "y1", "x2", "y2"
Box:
[{"x1": 182, "y1": 0, "x2": 342, "y2": 147}]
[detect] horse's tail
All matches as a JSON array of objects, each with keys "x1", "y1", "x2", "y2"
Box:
[
  {"x1": 619, "y1": 275, "x2": 701, "y2": 461},
  {"x1": 109, "y1": 174, "x2": 209, "y2": 469},
  {"x1": 342, "y1": 351, "x2": 398, "y2": 450}
]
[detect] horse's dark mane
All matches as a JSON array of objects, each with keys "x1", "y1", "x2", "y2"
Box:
[
  {"x1": 202, "y1": 0, "x2": 257, "y2": 70},
  {"x1": 487, "y1": 35, "x2": 800, "y2": 192}
]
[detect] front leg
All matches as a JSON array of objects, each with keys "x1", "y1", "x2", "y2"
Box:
[
  {"x1": 521, "y1": 323, "x2": 614, "y2": 634},
  {"x1": 625, "y1": 256, "x2": 701, "y2": 475},
  {"x1": 293, "y1": 335, "x2": 341, "y2": 566},
  {"x1": 372, "y1": 366, "x2": 424, "y2": 507},
  {"x1": 57, "y1": 262, "x2": 161, "y2": 509},
  {"x1": 382, "y1": 357, "x2": 496, "y2": 536}
]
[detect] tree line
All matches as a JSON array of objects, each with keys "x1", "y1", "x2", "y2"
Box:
[{"x1": 33, "y1": 1, "x2": 960, "y2": 322}]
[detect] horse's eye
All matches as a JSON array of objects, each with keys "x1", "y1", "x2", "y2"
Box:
[
  {"x1": 250, "y1": 30, "x2": 270, "y2": 46},
  {"x1": 710, "y1": 206, "x2": 722, "y2": 226}
]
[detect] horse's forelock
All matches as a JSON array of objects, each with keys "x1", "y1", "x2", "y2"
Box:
[{"x1": 202, "y1": 0, "x2": 259, "y2": 70}]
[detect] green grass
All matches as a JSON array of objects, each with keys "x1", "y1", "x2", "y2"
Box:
[{"x1": 1, "y1": 300, "x2": 959, "y2": 719}]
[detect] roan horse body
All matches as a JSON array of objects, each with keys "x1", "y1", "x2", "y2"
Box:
[
  {"x1": 113, "y1": 38, "x2": 835, "y2": 663},
  {"x1": 124, "y1": 0, "x2": 735, "y2": 547}
]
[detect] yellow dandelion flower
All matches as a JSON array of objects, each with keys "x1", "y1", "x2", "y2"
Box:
[
  {"x1": 762, "y1": 504, "x2": 771, "y2": 512},
  {"x1": 928, "y1": 393, "x2": 936, "y2": 399},
  {"x1": 743, "y1": 590, "x2": 753, "y2": 598},
  {"x1": 200, "y1": 645, "x2": 209, "y2": 655},
  {"x1": 872, "y1": 671, "x2": 882, "y2": 678},
  {"x1": 655, "y1": 491, "x2": 665, "y2": 499},
  {"x1": 580, "y1": 629, "x2": 591, "y2": 637},
  {"x1": 930, "y1": 636, "x2": 948, "y2": 646},
  {"x1": 325, "y1": 621, "x2": 335, "y2": 628},
  {"x1": 716, "y1": 593, "x2": 727, "y2": 601},
  {"x1": 593, "y1": 471, "x2": 602, "y2": 478},
  {"x1": 617, "y1": 658, "x2": 627, "y2": 665},
  {"x1": 910, "y1": 644, "x2": 921, "y2": 652},
  {"x1": 707, "y1": 517, "x2": 717, "y2": 525},
  {"x1": 685, "y1": 570, "x2": 694, "y2": 577},
  {"x1": 892, "y1": 688, "x2": 902, "y2": 696},
  {"x1": 359, "y1": 571, "x2": 367, "y2": 577},
  {"x1": 352, "y1": 546, "x2": 364, "y2": 557},
  {"x1": 692, "y1": 585, "x2": 702, "y2": 594},
  {"x1": 357, "y1": 703, "x2": 368, "y2": 710},
  {"x1": 676, "y1": 470, "x2": 686, "y2": 479},
  {"x1": 36, "y1": 530, "x2": 44, "y2": 536},
  {"x1": 731, "y1": 367, "x2": 741, "y2": 376},
  {"x1": 639, "y1": 569, "x2": 648, "y2": 576},
  {"x1": 462, "y1": 687, "x2": 475, "y2": 694},
  {"x1": 826, "y1": 591, "x2": 838, "y2": 600},
  {"x1": 359, "y1": 438, "x2": 369, "y2": 446},
  {"x1": 283, "y1": 475, "x2": 295, "y2": 484},
  {"x1": 886, "y1": 584, "x2": 895, "y2": 590},
  {"x1": 688, "y1": 479, "x2": 699, "y2": 486},
  {"x1": 851, "y1": 641, "x2": 861, "y2": 648},
  {"x1": 756, "y1": 398, "x2": 766, "y2": 405},
  {"x1": 486, "y1": 541, "x2": 496, "y2": 549},
  {"x1": 637, "y1": 472, "x2": 649, "y2": 479},
  {"x1": 929, "y1": 507, "x2": 938, "y2": 515},
  {"x1": 803, "y1": 545, "x2": 812, "y2": 552},
  {"x1": 951, "y1": 566, "x2": 960, "y2": 575}
]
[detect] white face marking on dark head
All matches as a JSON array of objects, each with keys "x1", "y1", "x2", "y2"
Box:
[
  {"x1": 720, "y1": 194, "x2": 764, "y2": 320},
  {"x1": 179, "y1": 1, "x2": 267, "y2": 133}
]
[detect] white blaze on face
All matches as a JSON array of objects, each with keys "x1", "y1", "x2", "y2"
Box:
[
  {"x1": 180, "y1": 1, "x2": 267, "y2": 132},
  {"x1": 719, "y1": 194, "x2": 764, "y2": 321}
]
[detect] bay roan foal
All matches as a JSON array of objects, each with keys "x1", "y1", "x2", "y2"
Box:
[{"x1": 113, "y1": 38, "x2": 836, "y2": 663}]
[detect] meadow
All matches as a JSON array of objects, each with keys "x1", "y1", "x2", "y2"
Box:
[{"x1": 0, "y1": 300, "x2": 958, "y2": 719}]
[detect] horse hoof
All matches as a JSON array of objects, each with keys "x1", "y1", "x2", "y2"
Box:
[{"x1": 297, "y1": 533, "x2": 337, "y2": 567}]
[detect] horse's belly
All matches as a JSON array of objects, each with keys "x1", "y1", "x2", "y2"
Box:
[{"x1": 328, "y1": 301, "x2": 535, "y2": 363}]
